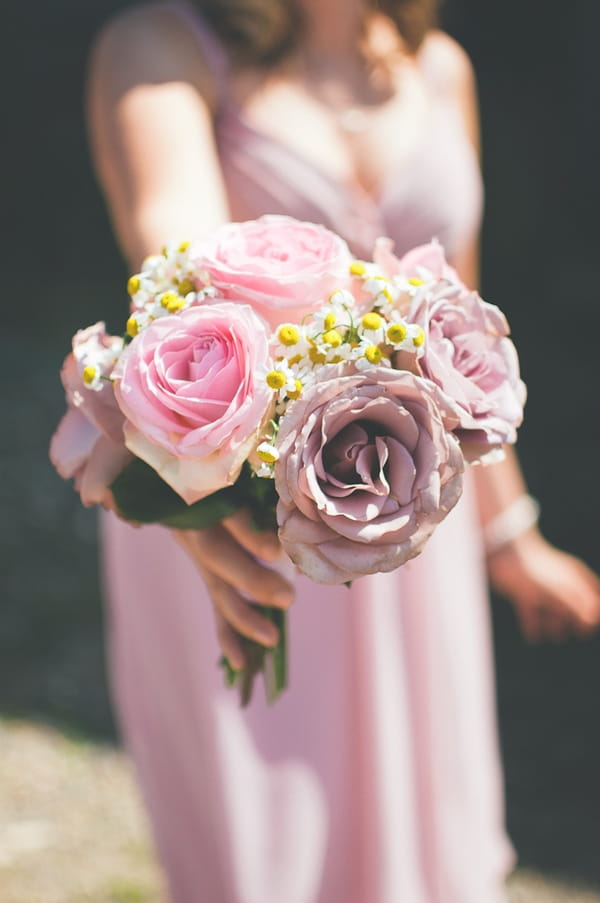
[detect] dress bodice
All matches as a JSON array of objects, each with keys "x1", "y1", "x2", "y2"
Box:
[{"x1": 171, "y1": 1, "x2": 483, "y2": 261}]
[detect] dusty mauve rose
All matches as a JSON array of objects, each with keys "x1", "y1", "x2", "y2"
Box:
[
  {"x1": 189, "y1": 215, "x2": 353, "y2": 327},
  {"x1": 274, "y1": 367, "x2": 464, "y2": 584},
  {"x1": 113, "y1": 303, "x2": 273, "y2": 503},
  {"x1": 49, "y1": 323, "x2": 132, "y2": 507},
  {"x1": 408, "y1": 282, "x2": 526, "y2": 458},
  {"x1": 374, "y1": 238, "x2": 525, "y2": 458}
]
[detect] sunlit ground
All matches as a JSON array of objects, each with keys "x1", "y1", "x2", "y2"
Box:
[{"x1": 1, "y1": 719, "x2": 598, "y2": 903}]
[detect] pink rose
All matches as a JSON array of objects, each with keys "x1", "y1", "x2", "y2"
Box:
[
  {"x1": 374, "y1": 237, "x2": 462, "y2": 284},
  {"x1": 408, "y1": 282, "x2": 526, "y2": 458},
  {"x1": 190, "y1": 215, "x2": 353, "y2": 328},
  {"x1": 113, "y1": 303, "x2": 273, "y2": 503},
  {"x1": 374, "y1": 238, "x2": 525, "y2": 457},
  {"x1": 49, "y1": 323, "x2": 132, "y2": 507},
  {"x1": 274, "y1": 367, "x2": 464, "y2": 584}
]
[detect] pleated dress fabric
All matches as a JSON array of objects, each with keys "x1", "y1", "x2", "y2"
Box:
[{"x1": 101, "y1": 4, "x2": 515, "y2": 901}]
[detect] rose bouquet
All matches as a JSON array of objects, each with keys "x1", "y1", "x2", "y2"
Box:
[{"x1": 50, "y1": 215, "x2": 526, "y2": 704}]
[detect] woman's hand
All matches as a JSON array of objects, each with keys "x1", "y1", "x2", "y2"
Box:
[
  {"x1": 172, "y1": 510, "x2": 294, "y2": 670},
  {"x1": 487, "y1": 530, "x2": 600, "y2": 642}
]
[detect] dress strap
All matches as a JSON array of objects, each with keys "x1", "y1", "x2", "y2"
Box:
[{"x1": 168, "y1": 0, "x2": 229, "y2": 101}]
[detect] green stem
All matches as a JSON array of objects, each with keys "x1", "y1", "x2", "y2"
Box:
[{"x1": 218, "y1": 608, "x2": 287, "y2": 707}]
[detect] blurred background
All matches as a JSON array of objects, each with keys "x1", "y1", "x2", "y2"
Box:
[{"x1": 2, "y1": 0, "x2": 599, "y2": 900}]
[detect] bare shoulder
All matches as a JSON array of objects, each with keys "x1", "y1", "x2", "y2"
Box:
[
  {"x1": 419, "y1": 30, "x2": 479, "y2": 150},
  {"x1": 418, "y1": 30, "x2": 477, "y2": 94},
  {"x1": 89, "y1": 3, "x2": 216, "y2": 108}
]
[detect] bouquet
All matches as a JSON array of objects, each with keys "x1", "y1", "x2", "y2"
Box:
[{"x1": 50, "y1": 215, "x2": 526, "y2": 704}]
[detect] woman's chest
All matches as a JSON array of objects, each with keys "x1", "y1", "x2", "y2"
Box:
[
  {"x1": 216, "y1": 67, "x2": 482, "y2": 262},
  {"x1": 224, "y1": 64, "x2": 433, "y2": 200}
]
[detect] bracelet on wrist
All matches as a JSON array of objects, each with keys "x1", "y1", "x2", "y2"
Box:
[{"x1": 483, "y1": 494, "x2": 540, "y2": 558}]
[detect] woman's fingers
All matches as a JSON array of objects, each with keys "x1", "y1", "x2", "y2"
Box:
[
  {"x1": 542, "y1": 557, "x2": 600, "y2": 635},
  {"x1": 222, "y1": 508, "x2": 281, "y2": 562},
  {"x1": 213, "y1": 608, "x2": 247, "y2": 671},
  {"x1": 513, "y1": 599, "x2": 544, "y2": 643},
  {"x1": 204, "y1": 570, "x2": 279, "y2": 647},
  {"x1": 567, "y1": 559, "x2": 600, "y2": 627},
  {"x1": 173, "y1": 525, "x2": 294, "y2": 610},
  {"x1": 491, "y1": 538, "x2": 600, "y2": 643},
  {"x1": 539, "y1": 607, "x2": 571, "y2": 643},
  {"x1": 172, "y1": 523, "x2": 292, "y2": 658}
]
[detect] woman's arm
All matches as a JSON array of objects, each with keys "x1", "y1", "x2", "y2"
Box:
[
  {"x1": 432, "y1": 31, "x2": 600, "y2": 640},
  {"x1": 87, "y1": 6, "x2": 293, "y2": 668}
]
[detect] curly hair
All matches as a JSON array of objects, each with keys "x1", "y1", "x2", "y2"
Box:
[{"x1": 196, "y1": 0, "x2": 440, "y2": 66}]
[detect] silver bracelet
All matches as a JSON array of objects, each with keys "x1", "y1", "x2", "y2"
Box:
[{"x1": 484, "y1": 494, "x2": 540, "y2": 557}]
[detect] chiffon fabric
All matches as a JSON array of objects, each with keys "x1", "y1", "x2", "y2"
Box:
[{"x1": 102, "y1": 5, "x2": 515, "y2": 901}]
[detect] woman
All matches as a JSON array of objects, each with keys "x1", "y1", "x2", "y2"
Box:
[{"x1": 88, "y1": 1, "x2": 600, "y2": 901}]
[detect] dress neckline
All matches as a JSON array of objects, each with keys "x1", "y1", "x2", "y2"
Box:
[
  {"x1": 216, "y1": 89, "x2": 467, "y2": 217},
  {"x1": 223, "y1": 105, "x2": 419, "y2": 210},
  {"x1": 170, "y1": 0, "x2": 458, "y2": 212}
]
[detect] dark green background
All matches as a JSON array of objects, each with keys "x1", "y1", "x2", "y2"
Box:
[{"x1": 3, "y1": 0, "x2": 599, "y2": 886}]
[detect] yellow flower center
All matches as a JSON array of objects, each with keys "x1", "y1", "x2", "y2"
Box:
[
  {"x1": 127, "y1": 275, "x2": 141, "y2": 296},
  {"x1": 166, "y1": 297, "x2": 185, "y2": 313},
  {"x1": 308, "y1": 342, "x2": 327, "y2": 364},
  {"x1": 177, "y1": 279, "x2": 195, "y2": 296},
  {"x1": 387, "y1": 323, "x2": 407, "y2": 343},
  {"x1": 277, "y1": 325, "x2": 301, "y2": 346},
  {"x1": 349, "y1": 261, "x2": 367, "y2": 276},
  {"x1": 266, "y1": 370, "x2": 287, "y2": 390},
  {"x1": 323, "y1": 312, "x2": 337, "y2": 331},
  {"x1": 408, "y1": 277, "x2": 424, "y2": 286},
  {"x1": 178, "y1": 240, "x2": 191, "y2": 253},
  {"x1": 82, "y1": 365, "x2": 97, "y2": 385},
  {"x1": 322, "y1": 329, "x2": 343, "y2": 347},
  {"x1": 362, "y1": 312, "x2": 383, "y2": 331},
  {"x1": 287, "y1": 379, "x2": 303, "y2": 400},
  {"x1": 412, "y1": 327, "x2": 425, "y2": 348},
  {"x1": 160, "y1": 292, "x2": 182, "y2": 311},
  {"x1": 287, "y1": 353, "x2": 303, "y2": 366},
  {"x1": 257, "y1": 447, "x2": 278, "y2": 463},
  {"x1": 126, "y1": 317, "x2": 139, "y2": 338},
  {"x1": 364, "y1": 345, "x2": 382, "y2": 364}
]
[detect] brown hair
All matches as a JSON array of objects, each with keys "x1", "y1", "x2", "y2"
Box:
[{"x1": 197, "y1": 0, "x2": 440, "y2": 66}]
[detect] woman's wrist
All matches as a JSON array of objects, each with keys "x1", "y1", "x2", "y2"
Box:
[{"x1": 483, "y1": 494, "x2": 540, "y2": 559}]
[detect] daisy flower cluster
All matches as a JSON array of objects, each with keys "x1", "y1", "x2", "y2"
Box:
[
  {"x1": 124, "y1": 240, "x2": 217, "y2": 338},
  {"x1": 76, "y1": 327, "x2": 123, "y2": 392},
  {"x1": 253, "y1": 259, "x2": 430, "y2": 477}
]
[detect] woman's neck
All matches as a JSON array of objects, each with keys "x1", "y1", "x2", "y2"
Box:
[
  {"x1": 287, "y1": 1, "x2": 402, "y2": 110},
  {"x1": 296, "y1": 0, "x2": 368, "y2": 59}
]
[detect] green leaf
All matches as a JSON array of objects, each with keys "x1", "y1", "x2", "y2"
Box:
[
  {"x1": 111, "y1": 458, "x2": 241, "y2": 528},
  {"x1": 160, "y1": 495, "x2": 239, "y2": 529},
  {"x1": 265, "y1": 608, "x2": 287, "y2": 704},
  {"x1": 110, "y1": 458, "x2": 279, "y2": 532}
]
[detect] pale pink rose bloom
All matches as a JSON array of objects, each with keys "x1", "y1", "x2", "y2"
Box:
[
  {"x1": 374, "y1": 237, "x2": 462, "y2": 284},
  {"x1": 113, "y1": 303, "x2": 273, "y2": 504},
  {"x1": 49, "y1": 323, "x2": 132, "y2": 507},
  {"x1": 274, "y1": 366, "x2": 464, "y2": 584},
  {"x1": 408, "y1": 283, "x2": 526, "y2": 459},
  {"x1": 189, "y1": 215, "x2": 354, "y2": 328}
]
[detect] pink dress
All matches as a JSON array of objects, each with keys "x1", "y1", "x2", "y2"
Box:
[{"x1": 102, "y1": 6, "x2": 515, "y2": 901}]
